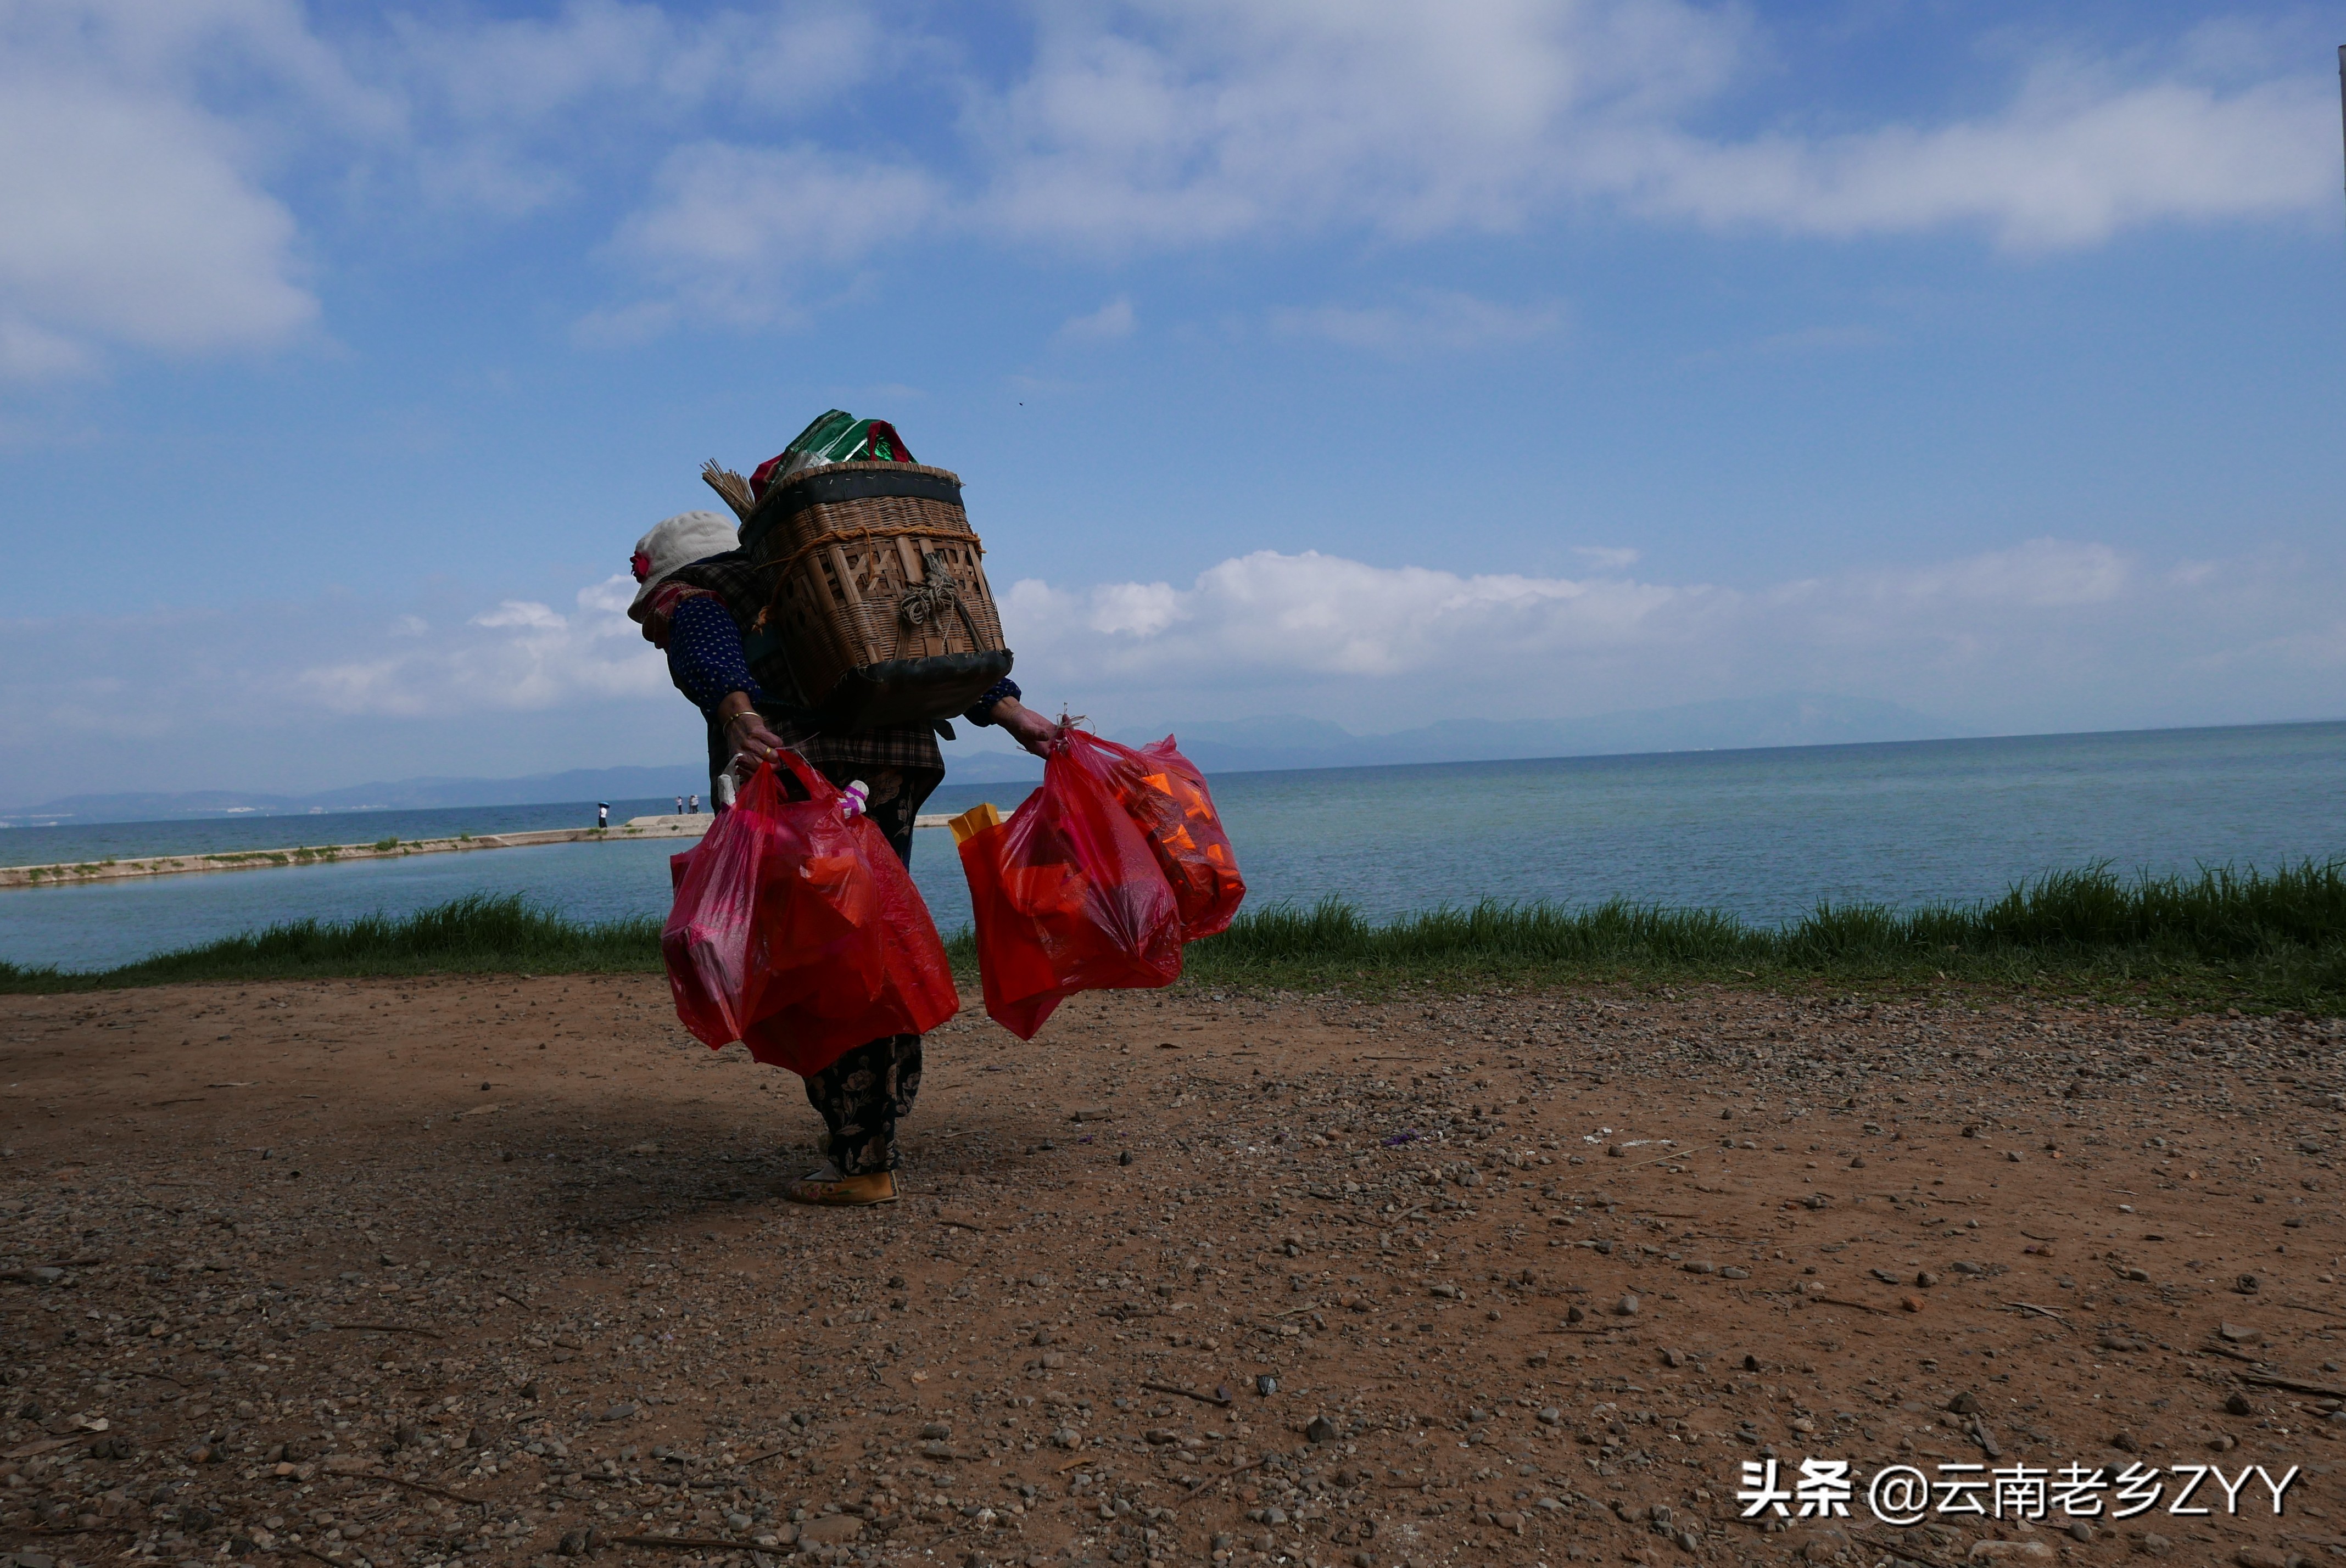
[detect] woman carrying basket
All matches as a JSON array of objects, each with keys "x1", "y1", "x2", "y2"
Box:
[{"x1": 628, "y1": 507, "x2": 1060, "y2": 1206}]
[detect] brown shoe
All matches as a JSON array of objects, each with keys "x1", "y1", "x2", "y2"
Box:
[{"x1": 785, "y1": 1164, "x2": 898, "y2": 1206}]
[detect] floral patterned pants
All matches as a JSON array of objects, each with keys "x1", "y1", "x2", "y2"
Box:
[
  {"x1": 799, "y1": 763, "x2": 938, "y2": 1175},
  {"x1": 803, "y1": 1033, "x2": 924, "y2": 1174}
]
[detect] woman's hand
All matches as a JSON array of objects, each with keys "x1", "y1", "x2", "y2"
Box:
[
  {"x1": 992, "y1": 697, "x2": 1063, "y2": 757},
  {"x1": 717, "y1": 695, "x2": 787, "y2": 772}
]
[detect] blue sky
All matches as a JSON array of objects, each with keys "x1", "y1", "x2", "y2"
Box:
[{"x1": 2, "y1": 0, "x2": 2342, "y2": 802}]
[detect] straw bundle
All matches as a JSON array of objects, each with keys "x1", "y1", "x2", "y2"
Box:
[{"x1": 700, "y1": 461, "x2": 755, "y2": 522}]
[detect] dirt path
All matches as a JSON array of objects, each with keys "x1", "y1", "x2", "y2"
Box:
[{"x1": 2, "y1": 978, "x2": 2342, "y2": 1568}]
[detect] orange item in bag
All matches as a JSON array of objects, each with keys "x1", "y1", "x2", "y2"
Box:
[{"x1": 1057, "y1": 730, "x2": 1245, "y2": 939}]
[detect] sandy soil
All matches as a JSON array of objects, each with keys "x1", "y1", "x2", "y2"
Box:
[{"x1": 3, "y1": 977, "x2": 2344, "y2": 1568}]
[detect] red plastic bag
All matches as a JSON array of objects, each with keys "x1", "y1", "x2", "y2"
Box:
[
  {"x1": 663, "y1": 754, "x2": 882, "y2": 1044},
  {"x1": 1057, "y1": 730, "x2": 1245, "y2": 939},
  {"x1": 954, "y1": 740, "x2": 1186, "y2": 1040},
  {"x1": 663, "y1": 754, "x2": 957, "y2": 1076}
]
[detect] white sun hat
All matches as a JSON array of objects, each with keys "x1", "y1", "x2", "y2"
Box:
[{"x1": 628, "y1": 510, "x2": 740, "y2": 615}]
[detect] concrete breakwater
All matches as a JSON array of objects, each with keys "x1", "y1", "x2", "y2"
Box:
[
  {"x1": 0, "y1": 815, "x2": 717, "y2": 890},
  {"x1": 0, "y1": 809, "x2": 970, "y2": 891}
]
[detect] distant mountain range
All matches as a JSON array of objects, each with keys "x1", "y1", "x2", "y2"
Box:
[
  {"x1": 947, "y1": 692, "x2": 1961, "y2": 783},
  {"x1": 1155, "y1": 693, "x2": 1958, "y2": 774},
  {"x1": 2, "y1": 693, "x2": 1957, "y2": 825}
]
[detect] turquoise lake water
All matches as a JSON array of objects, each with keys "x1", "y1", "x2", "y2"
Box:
[{"x1": 2, "y1": 721, "x2": 2340, "y2": 973}]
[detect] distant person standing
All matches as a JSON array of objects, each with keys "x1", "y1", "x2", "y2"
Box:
[
  {"x1": 625, "y1": 508, "x2": 1059, "y2": 1205},
  {"x1": 674, "y1": 794, "x2": 684, "y2": 815},
  {"x1": 596, "y1": 802, "x2": 609, "y2": 829},
  {"x1": 688, "y1": 791, "x2": 700, "y2": 814}
]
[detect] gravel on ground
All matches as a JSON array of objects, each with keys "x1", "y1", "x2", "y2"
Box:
[{"x1": 2, "y1": 977, "x2": 2342, "y2": 1568}]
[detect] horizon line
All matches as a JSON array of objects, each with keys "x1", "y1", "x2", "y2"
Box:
[{"x1": 4, "y1": 713, "x2": 2341, "y2": 830}]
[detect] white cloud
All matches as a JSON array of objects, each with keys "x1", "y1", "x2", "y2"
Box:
[
  {"x1": 5, "y1": 2, "x2": 2332, "y2": 361},
  {"x1": 574, "y1": 574, "x2": 640, "y2": 615},
  {"x1": 0, "y1": 0, "x2": 423, "y2": 376},
  {"x1": 571, "y1": 4, "x2": 2336, "y2": 327},
  {"x1": 600, "y1": 0, "x2": 1729, "y2": 308},
  {"x1": 1272, "y1": 290, "x2": 1563, "y2": 354},
  {"x1": 992, "y1": 539, "x2": 2346, "y2": 733},
  {"x1": 1081, "y1": 579, "x2": 1182, "y2": 637},
  {"x1": 4, "y1": 541, "x2": 2343, "y2": 803},
  {"x1": 470, "y1": 601, "x2": 568, "y2": 630},
  {"x1": 1620, "y1": 66, "x2": 2336, "y2": 251},
  {"x1": 0, "y1": 0, "x2": 898, "y2": 366},
  {"x1": 0, "y1": 50, "x2": 317, "y2": 372},
  {"x1": 1573, "y1": 546, "x2": 1641, "y2": 571},
  {"x1": 1009, "y1": 549, "x2": 1707, "y2": 686},
  {"x1": 1851, "y1": 538, "x2": 2129, "y2": 611},
  {"x1": 0, "y1": 580, "x2": 690, "y2": 798},
  {"x1": 967, "y1": 0, "x2": 1739, "y2": 248},
  {"x1": 233, "y1": 542, "x2": 2344, "y2": 733},
  {"x1": 299, "y1": 579, "x2": 664, "y2": 718},
  {"x1": 391, "y1": 1, "x2": 882, "y2": 215},
  {"x1": 601, "y1": 141, "x2": 944, "y2": 325},
  {"x1": 396, "y1": 1, "x2": 879, "y2": 129},
  {"x1": 0, "y1": 317, "x2": 96, "y2": 381},
  {"x1": 405, "y1": 0, "x2": 732, "y2": 127},
  {"x1": 1058, "y1": 296, "x2": 1137, "y2": 343}
]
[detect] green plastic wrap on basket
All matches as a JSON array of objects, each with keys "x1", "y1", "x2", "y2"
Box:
[{"x1": 750, "y1": 410, "x2": 915, "y2": 499}]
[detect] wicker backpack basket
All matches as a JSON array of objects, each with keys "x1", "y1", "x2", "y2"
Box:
[{"x1": 732, "y1": 461, "x2": 1013, "y2": 731}]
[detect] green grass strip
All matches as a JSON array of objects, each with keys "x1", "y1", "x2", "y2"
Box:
[
  {"x1": 4, "y1": 861, "x2": 2343, "y2": 1014},
  {"x1": 1174, "y1": 859, "x2": 2346, "y2": 1013},
  {"x1": 0, "y1": 893, "x2": 665, "y2": 991}
]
